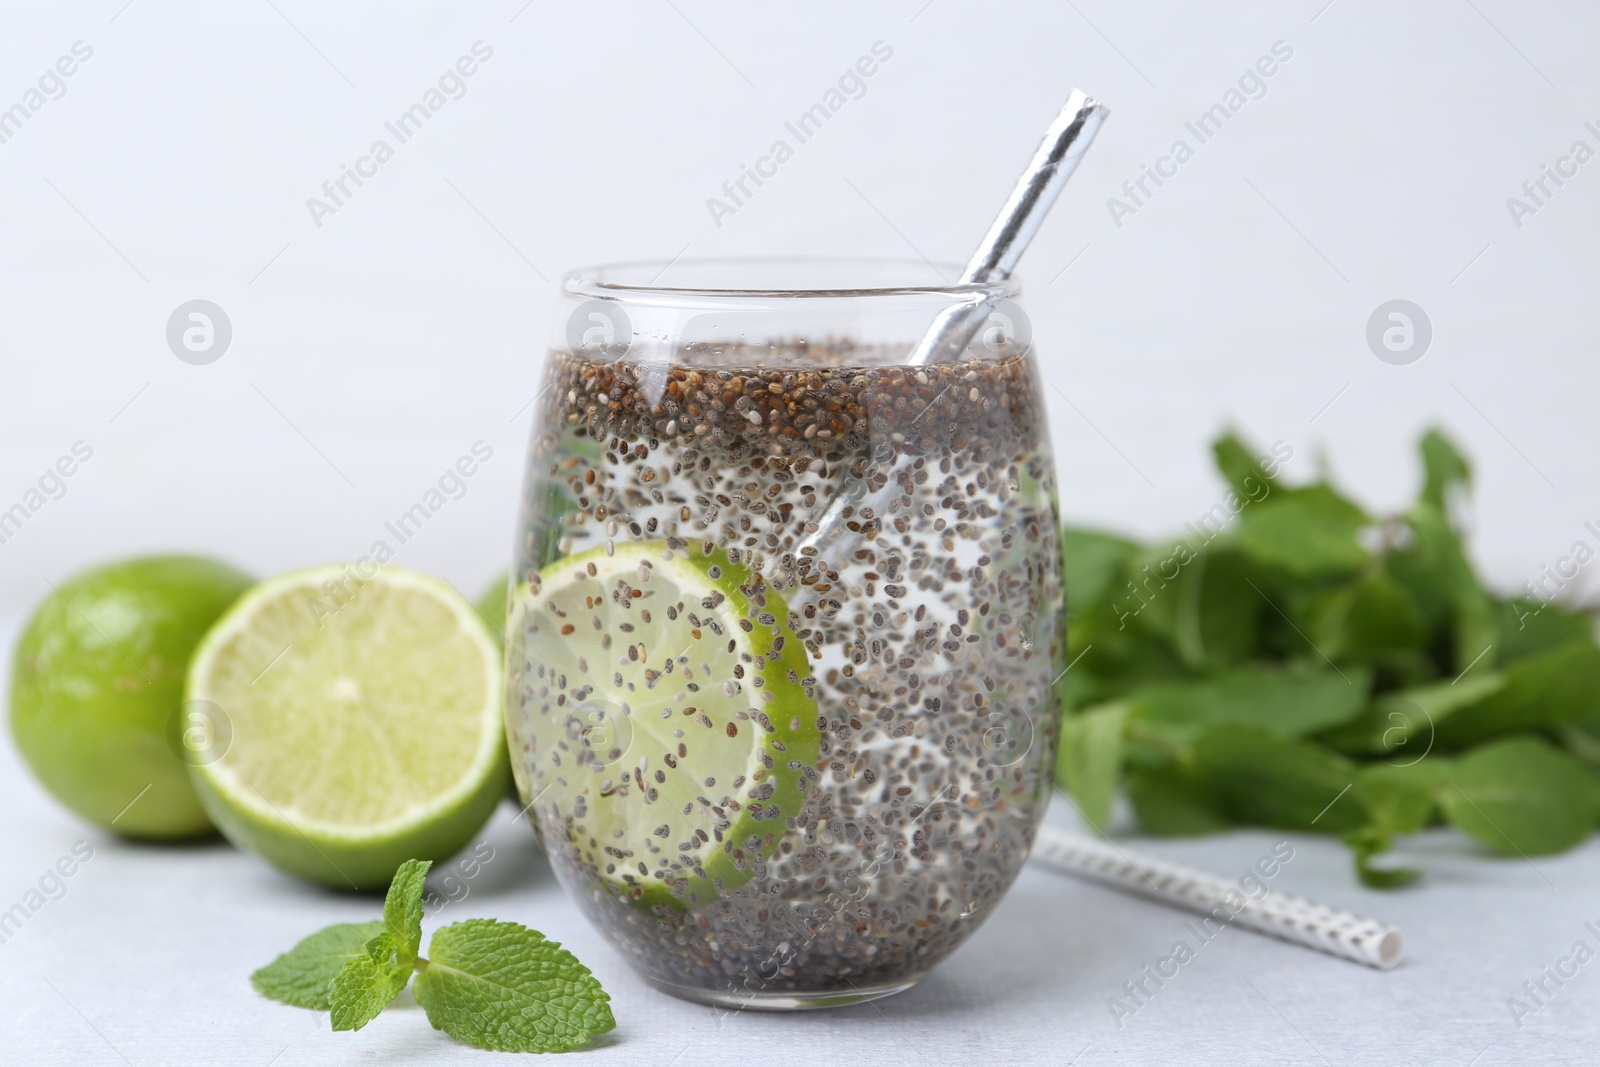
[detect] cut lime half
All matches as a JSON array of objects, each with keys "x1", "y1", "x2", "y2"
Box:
[
  {"x1": 186, "y1": 565, "x2": 507, "y2": 889},
  {"x1": 509, "y1": 541, "x2": 819, "y2": 908}
]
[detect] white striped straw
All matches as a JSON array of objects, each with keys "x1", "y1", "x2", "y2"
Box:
[{"x1": 1029, "y1": 825, "x2": 1404, "y2": 970}]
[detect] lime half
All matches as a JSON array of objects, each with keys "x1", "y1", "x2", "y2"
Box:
[
  {"x1": 187, "y1": 565, "x2": 507, "y2": 889},
  {"x1": 510, "y1": 542, "x2": 819, "y2": 908}
]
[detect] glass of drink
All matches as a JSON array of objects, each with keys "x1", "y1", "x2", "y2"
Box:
[{"x1": 505, "y1": 258, "x2": 1063, "y2": 1009}]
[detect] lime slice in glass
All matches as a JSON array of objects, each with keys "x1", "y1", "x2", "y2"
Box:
[
  {"x1": 509, "y1": 541, "x2": 819, "y2": 908},
  {"x1": 186, "y1": 565, "x2": 507, "y2": 889}
]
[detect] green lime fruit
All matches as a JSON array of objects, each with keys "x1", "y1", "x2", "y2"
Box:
[
  {"x1": 475, "y1": 572, "x2": 509, "y2": 645},
  {"x1": 472, "y1": 570, "x2": 520, "y2": 803},
  {"x1": 185, "y1": 564, "x2": 507, "y2": 890},
  {"x1": 510, "y1": 541, "x2": 820, "y2": 908},
  {"x1": 9, "y1": 555, "x2": 254, "y2": 839}
]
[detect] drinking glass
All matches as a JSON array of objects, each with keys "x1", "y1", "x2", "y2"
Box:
[{"x1": 505, "y1": 258, "x2": 1063, "y2": 1009}]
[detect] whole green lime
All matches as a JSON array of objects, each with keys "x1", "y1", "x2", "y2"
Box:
[
  {"x1": 474, "y1": 571, "x2": 519, "y2": 802},
  {"x1": 10, "y1": 555, "x2": 254, "y2": 838},
  {"x1": 475, "y1": 571, "x2": 508, "y2": 645}
]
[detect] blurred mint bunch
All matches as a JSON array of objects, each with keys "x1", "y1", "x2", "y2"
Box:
[{"x1": 1056, "y1": 429, "x2": 1600, "y2": 888}]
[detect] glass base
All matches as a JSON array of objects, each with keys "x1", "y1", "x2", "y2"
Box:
[{"x1": 642, "y1": 973, "x2": 922, "y2": 1011}]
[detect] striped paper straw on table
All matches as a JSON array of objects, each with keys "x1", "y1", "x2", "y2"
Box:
[{"x1": 1029, "y1": 825, "x2": 1404, "y2": 970}]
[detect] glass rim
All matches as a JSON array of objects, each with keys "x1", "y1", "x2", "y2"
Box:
[{"x1": 561, "y1": 256, "x2": 1022, "y2": 301}]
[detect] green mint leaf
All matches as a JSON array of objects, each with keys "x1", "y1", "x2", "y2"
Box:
[
  {"x1": 384, "y1": 858, "x2": 432, "y2": 960},
  {"x1": 1055, "y1": 701, "x2": 1127, "y2": 830},
  {"x1": 1418, "y1": 428, "x2": 1471, "y2": 514},
  {"x1": 1211, "y1": 430, "x2": 1280, "y2": 501},
  {"x1": 1496, "y1": 597, "x2": 1596, "y2": 665},
  {"x1": 330, "y1": 932, "x2": 411, "y2": 1032},
  {"x1": 1319, "y1": 674, "x2": 1504, "y2": 757},
  {"x1": 1303, "y1": 572, "x2": 1427, "y2": 663},
  {"x1": 1561, "y1": 721, "x2": 1600, "y2": 768},
  {"x1": 1060, "y1": 527, "x2": 1139, "y2": 611},
  {"x1": 1121, "y1": 544, "x2": 1263, "y2": 669},
  {"x1": 1066, "y1": 598, "x2": 1184, "y2": 691},
  {"x1": 1434, "y1": 642, "x2": 1600, "y2": 750},
  {"x1": 1131, "y1": 664, "x2": 1371, "y2": 749},
  {"x1": 1193, "y1": 725, "x2": 1366, "y2": 832},
  {"x1": 1343, "y1": 827, "x2": 1421, "y2": 889},
  {"x1": 1438, "y1": 736, "x2": 1600, "y2": 855},
  {"x1": 412, "y1": 919, "x2": 614, "y2": 1053},
  {"x1": 1234, "y1": 484, "x2": 1369, "y2": 577},
  {"x1": 1107, "y1": 542, "x2": 1196, "y2": 649},
  {"x1": 1126, "y1": 764, "x2": 1232, "y2": 836},
  {"x1": 251, "y1": 921, "x2": 384, "y2": 1010},
  {"x1": 1388, "y1": 502, "x2": 1497, "y2": 674},
  {"x1": 1353, "y1": 760, "x2": 1448, "y2": 836},
  {"x1": 1172, "y1": 547, "x2": 1262, "y2": 668}
]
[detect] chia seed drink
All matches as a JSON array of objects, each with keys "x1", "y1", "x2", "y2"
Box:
[{"x1": 506, "y1": 261, "x2": 1064, "y2": 1009}]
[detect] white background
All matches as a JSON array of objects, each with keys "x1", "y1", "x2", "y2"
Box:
[
  {"x1": 3, "y1": 2, "x2": 1599, "y2": 1064},
  {"x1": 3, "y1": 0, "x2": 1597, "y2": 614}
]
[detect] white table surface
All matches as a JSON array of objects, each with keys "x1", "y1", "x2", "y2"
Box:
[{"x1": 2, "y1": 614, "x2": 1595, "y2": 1067}]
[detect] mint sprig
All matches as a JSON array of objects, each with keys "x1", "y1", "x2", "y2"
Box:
[
  {"x1": 254, "y1": 859, "x2": 615, "y2": 1054},
  {"x1": 1057, "y1": 428, "x2": 1600, "y2": 887}
]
